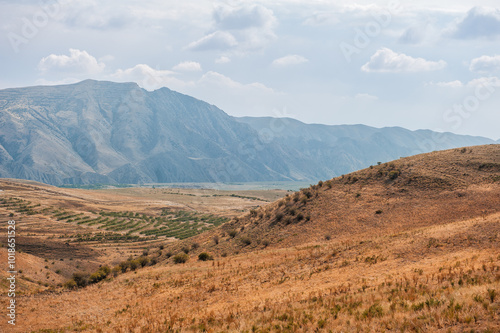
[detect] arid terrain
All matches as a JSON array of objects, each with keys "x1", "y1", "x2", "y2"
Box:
[{"x1": 0, "y1": 145, "x2": 499, "y2": 332}]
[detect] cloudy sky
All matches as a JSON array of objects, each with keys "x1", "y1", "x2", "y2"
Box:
[{"x1": 1, "y1": 0, "x2": 499, "y2": 140}]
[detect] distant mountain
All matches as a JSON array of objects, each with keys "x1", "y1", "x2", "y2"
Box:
[
  {"x1": 236, "y1": 116, "x2": 496, "y2": 176},
  {"x1": 0, "y1": 80, "x2": 496, "y2": 185}
]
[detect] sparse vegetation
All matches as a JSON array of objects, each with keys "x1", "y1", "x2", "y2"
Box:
[
  {"x1": 173, "y1": 253, "x2": 189, "y2": 264},
  {"x1": 198, "y1": 252, "x2": 212, "y2": 261},
  {"x1": 2, "y1": 146, "x2": 499, "y2": 332}
]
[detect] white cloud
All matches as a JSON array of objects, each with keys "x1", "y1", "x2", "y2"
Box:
[
  {"x1": 110, "y1": 64, "x2": 185, "y2": 91},
  {"x1": 38, "y1": 49, "x2": 105, "y2": 75},
  {"x1": 198, "y1": 71, "x2": 275, "y2": 93},
  {"x1": 361, "y1": 48, "x2": 447, "y2": 73},
  {"x1": 186, "y1": 31, "x2": 238, "y2": 51},
  {"x1": 355, "y1": 93, "x2": 379, "y2": 100},
  {"x1": 447, "y1": 7, "x2": 500, "y2": 39},
  {"x1": 426, "y1": 77, "x2": 500, "y2": 88},
  {"x1": 172, "y1": 61, "x2": 202, "y2": 72},
  {"x1": 470, "y1": 55, "x2": 500, "y2": 73},
  {"x1": 302, "y1": 12, "x2": 340, "y2": 26},
  {"x1": 272, "y1": 55, "x2": 308, "y2": 67},
  {"x1": 215, "y1": 56, "x2": 231, "y2": 64},
  {"x1": 431, "y1": 80, "x2": 464, "y2": 88},
  {"x1": 398, "y1": 26, "x2": 427, "y2": 44},
  {"x1": 60, "y1": 1, "x2": 135, "y2": 30},
  {"x1": 187, "y1": 4, "x2": 277, "y2": 53},
  {"x1": 213, "y1": 4, "x2": 276, "y2": 31},
  {"x1": 467, "y1": 76, "x2": 500, "y2": 87},
  {"x1": 186, "y1": 71, "x2": 282, "y2": 117}
]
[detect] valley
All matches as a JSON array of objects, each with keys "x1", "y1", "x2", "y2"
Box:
[{"x1": 0, "y1": 145, "x2": 498, "y2": 332}]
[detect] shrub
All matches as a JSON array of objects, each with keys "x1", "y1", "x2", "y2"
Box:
[
  {"x1": 181, "y1": 246, "x2": 190, "y2": 254},
  {"x1": 228, "y1": 230, "x2": 238, "y2": 238},
  {"x1": 198, "y1": 252, "x2": 212, "y2": 261},
  {"x1": 119, "y1": 261, "x2": 129, "y2": 273},
  {"x1": 375, "y1": 210, "x2": 383, "y2": 215},
  {"x1": 138, "y1": 256, "x2": 150, "y2": 267},
  {"x1": 173, "y1": 253, "x2": 189, "y2": 264},
  {"x1": 388, "y1": 170, "x2": 400, "y2": 180},
  {"x1": 191, "y1": 243, "x2": 200, "y2": 250},
  {"x1": 213, "y1": 235, "x2": 219, "y2": 245},
  {"x1": 241, "y1": 237, "x2": 252, "y2": 246},
  {"x1": 488, "y1": 289, "x2": 497, "y2": 303},
  {"x1": 262, "y1": 240, "x2": 270, "y2": 247},
  {"x1": 275, "y1": 212, "x2": 284, "y2": 222},
  {"x1": 64, "y1": 279, "x2": 77, "y2": 289},
  {"x1": 159, "y1": 245, "x2": 164, "y2": 250},
  {"x1": 72, "y1": 272, "x2": 89, "y2": 287},
  {"x1": 128, "y1": 260, "x2": 139, "y2": 271},
  {"x1": 89, "y1": 270, "x2": 107, "y2": 284},
  {"x1": 112, "y1": 266, "x2": 120, "y2": 277},
  {"x1": 165, "y1": 251, "x2": 173, "y2": 258}
]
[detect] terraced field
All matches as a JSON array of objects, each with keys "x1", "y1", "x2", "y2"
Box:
[{"x1": 0, "y1": 196, "x2": 229, "y2": 242}]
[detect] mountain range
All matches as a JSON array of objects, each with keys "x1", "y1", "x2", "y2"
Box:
[{"x1": 0, "y1": 80, "x2": 496, "y2": 185}]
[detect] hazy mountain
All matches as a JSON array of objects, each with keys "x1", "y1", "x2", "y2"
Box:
[
  {"x1": 0, "y1": 80, "x2": 496, "y2": 185},
  {"x1": 236, "y1": 117, "x2": 496, "y2": 177}
]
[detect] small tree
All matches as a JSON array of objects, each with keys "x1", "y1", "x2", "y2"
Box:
[
  {"x1": 119, "y1": 261, "x2": 129, "y2": 273},
  {"x1": 128, "y1": 259, "x2": 139, "y2": 271},
  {"x1": 64, "y1": 279, "x2": 77, "y2": 289},
  {"x1": 72, "y1": 272, "x2": 89, "y2": 287},
  {"x1": 241, "y1": 237, "x2": 252, "y2": 246},
  {"x1": 198, "y1": 252, "x2": 212, "y2": 261},
  {"x1": 138, "y1": 256, "x2": 150, "y2": 267},
  {"x1": 173, "y1": 253, "x2": 189, "y2": 264}
]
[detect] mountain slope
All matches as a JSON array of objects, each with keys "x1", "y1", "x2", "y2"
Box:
[
  {"x1": 0, "y1": 80, "x2": 496, "y2": 185},
  {"x1": 0, "y1": 80, "x2": 314, "y2": 184},
  {"x1": 2, "y1": 145, "x2": 499, "y2": 333},
  {"x1": 236, "y1": 116, "x2": 496, "y2": 176},
  {"x1": 166, "y1": 144, "x2": 500, "y2": 255}
]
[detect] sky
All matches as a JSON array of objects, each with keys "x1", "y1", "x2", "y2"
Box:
[{"x1": 1, "y1": 0, "x2": 499, "y2": 140}]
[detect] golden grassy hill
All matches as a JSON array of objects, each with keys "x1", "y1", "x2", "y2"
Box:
[
  {"x1": 1, "y1": 145, "x2": 499, "y2": 332},
  {"x1": 164, "y1": 145, "x2": 500, "y2": 258}
]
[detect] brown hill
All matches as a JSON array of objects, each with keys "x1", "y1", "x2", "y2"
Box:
[
  {"x1": 1, "y1": 145, "x2": 499, "y2": 332},
  {"x1": 165, "y1": 144, "x2": 499, "y2": 257}
]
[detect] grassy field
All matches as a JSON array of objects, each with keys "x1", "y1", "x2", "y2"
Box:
[{"x1": 0, "y1": 145, "x2": 498, "y2": 332}]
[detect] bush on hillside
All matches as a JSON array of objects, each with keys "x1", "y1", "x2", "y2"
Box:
[{"x1": 173, "y1": 253, "x2": 189, "y2": 264}]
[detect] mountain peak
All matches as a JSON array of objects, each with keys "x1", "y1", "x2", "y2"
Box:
[{"x1": 0, "y1": 81, "x2": 496, "y2": 185}]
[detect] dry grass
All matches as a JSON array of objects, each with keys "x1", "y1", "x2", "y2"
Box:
[
  {"x1": 8, "y1": 213, "x2": 499, "y2": 332},
  {"x1": 0, "y1": 144, "x2": 499, "y2": 332}
]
